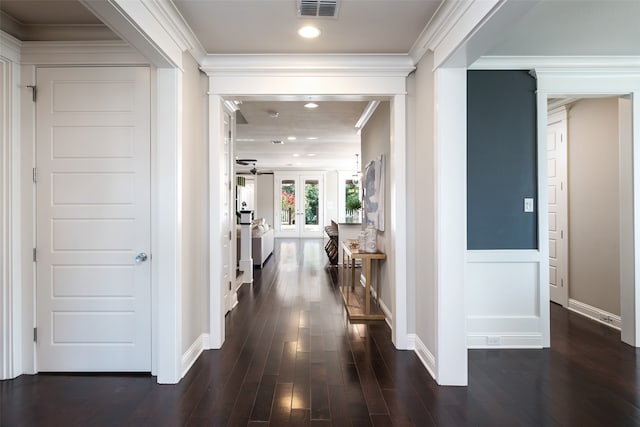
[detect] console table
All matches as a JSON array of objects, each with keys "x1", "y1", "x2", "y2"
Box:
[{"x1": 340, "y1": 240, "x2": 386, "y2": 321}]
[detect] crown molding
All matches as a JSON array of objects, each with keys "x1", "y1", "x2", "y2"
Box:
[
  {"x1": 471, "y1": 55, "x2": 640, "y2": 70},
  {"x1": 200, "y1": 54, "x2": 415, "y2": 77},
  {"x1": 143, "y1": 0, "x2": 207, "y2": 63},
  {"x1": 0, "y1": 31, "x2": 22, "y2": 63},
  {"x1": 20, "y1": 40, "x2": 148, "y2": 65},
  {"x1": 409, "y1": 0, "x2": 474, "y2": 64}
]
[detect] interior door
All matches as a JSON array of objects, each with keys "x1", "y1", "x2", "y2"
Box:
[
  {"x1": 275, "y1": 173, "x2": 324, "y2": 238},
  {"x1": 548, "y1": 114, "x2": 568, "y2": 306},
  {"x1": 36, "y1": 67, "x2": 151, "y2": 371}
]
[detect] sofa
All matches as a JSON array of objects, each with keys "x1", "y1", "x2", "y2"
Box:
[{"x1": 237, "y1": 218, "x2": 274, "y2": 268}]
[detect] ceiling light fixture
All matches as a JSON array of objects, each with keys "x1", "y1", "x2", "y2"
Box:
[
  {"x1": 307, "y1": 136, "x2": 318, "y2": 140},
  {"x1": 293, "y1": 153, "x2": 300, "y2": 157},
  {"x1": 355, "y1": 100, "x2": 381, "y2": 129},
  {"x1": 298, "y1": 26, "x2": 321, "y2": 39},
  {"x1": 288, "y1": 136, "x2": 297, "y2": 141},
  {"x1": 307, "y1": 153, "x2": 316, "y2": 157},
  {"x1": 304, "y1": 102, "x2": 319, "y2": 109}
]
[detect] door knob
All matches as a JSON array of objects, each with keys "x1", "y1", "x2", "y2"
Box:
[{"x1": 135, "y1": 252, "x2": 148, "y2": 263}]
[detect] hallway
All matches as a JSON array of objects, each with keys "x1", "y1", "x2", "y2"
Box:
[{"x1": 2, "y1": 239, "x2": 640, "y2": 426}]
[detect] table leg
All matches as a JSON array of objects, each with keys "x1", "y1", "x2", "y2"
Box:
[
  {"x1": 365, "y1": 258, "x2": 372, "y2": 315},
  {"x1": 376, "y1": 259, "x2": 381, "y2": 306},
  {"x1": 351, "y1": 258, "x2": 356, "y2": 290}
]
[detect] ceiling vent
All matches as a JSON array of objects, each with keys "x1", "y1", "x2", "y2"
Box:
[{"x1": 298, "y1": 0, "x2": 339, "y2": 18}]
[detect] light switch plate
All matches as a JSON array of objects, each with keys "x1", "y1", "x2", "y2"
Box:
[{"x1": 524, "y1": 198, "x2": 534, "y2": 212}]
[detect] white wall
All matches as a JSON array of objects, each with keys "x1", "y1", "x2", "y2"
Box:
[
  {"x1": 361, "y1": 101, "x2": 392, "y2": 316},
  {"x1": 180, "y1": 52, "x2": 210, "y2": 357},
  {"x1": 567, "y1": 98, "x2": 621, "y2": 316},
  {"x1": 411, "y1": 52, "x2": 437, "y2": 359},
  {"x1": 256, "y1": 174, "x2": 274, "y2": 227}
]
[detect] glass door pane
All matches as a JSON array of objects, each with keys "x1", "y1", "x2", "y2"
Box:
[
  {"x1": 280, "y1": 179, "x2": 297, "y2": 233},
  {"x1": 301, "y1": 176, "x2": 323, "y2": 237}
]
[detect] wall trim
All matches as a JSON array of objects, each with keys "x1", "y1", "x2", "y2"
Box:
[
  {"x1": 0, "y1": 31, "x2": 21, "y2": 62},
  {"x1": 467, "y1": 333, "x2": 543, "y2": 349},
  {"x1": 181, "y1": 333, "x2": 210, "y2": 378},
  {"x1": 409, "y1": 333, "x2": 437, "y2": 381},
  {"x1": 20, "y1": 41, "x2": 148, "y2": 65},
  {"x1": 568, "y1": 299, "x2": 622, "y2": 330},
  {"x1": 201, "y1": 54, "x2": 415, "y2": 77},
  {"x1": 466, "y1": 249, "x2": 541, "y2": 263},
  {"x1": 471, "y1": 55, "x2": 640, "y2": 70},
  {"x1": 364, "y1": 275, "x2": 392, "y2": 329}
]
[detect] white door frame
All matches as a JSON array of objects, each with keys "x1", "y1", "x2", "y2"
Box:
[
  {"x1": 203, "y1": 56, "x2": 412, "y2": 351},
  {"x1": 534, "y1": 67, "x2": 640, "y2": 347},
  {"x1": 4, "y1": 41, "x2": 185, "y2": 383},
  {"x1": 547, "y1": 107, "x2": 569, "y2": 307}
]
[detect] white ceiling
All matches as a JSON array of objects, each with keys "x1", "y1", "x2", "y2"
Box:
[
  {"x1": 487, "y1": 0, "x2": 640, "y2": 56},
  {"x1": 173, "y1": 0, "x2": 442, "y2": 54},
  {"x1": 3, "y1": 0, "x2": 640, "y2": 171},
  {"x1": 234, "y1": 100, "x2": 366, "y2": 172}
]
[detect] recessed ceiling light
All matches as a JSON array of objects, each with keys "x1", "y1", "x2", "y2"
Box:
[
  {"x1": 236, "y1": 138, "x2": 255, "y2": 142},
  {"x1": 298, "y1": 26, "x2": 321, "y2": 39},
  {"x1": 288, "y1": 136, "x2": 297, "y2": 141},
  {"x1": 307, "y1": 137, "x2": 318, "y2": 140},
  {"x1": 307, "y1": 153, "x2": 316, "y2": 157},
  {"x1": 292, "y1": 153, "x2": 300, "y2": 157},
  {"x1": 304, "y1": 102, "x2": 319, "y2": 109}
]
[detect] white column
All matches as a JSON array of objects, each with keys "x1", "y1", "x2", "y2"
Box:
[
  {"x1": 390, "y1": 94, "x2": 409, "y2": 349},
  {"x1": 435, "y1": 67, "x2": 468, "y2": 386},
  {"x1": 154, "y1": 68, "x2": 183, "y2": 384}
]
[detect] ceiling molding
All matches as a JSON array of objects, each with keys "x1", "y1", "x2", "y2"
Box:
[
  {"x1": 409, "y1": 0, "x2": 473, "y2": 64},
  {"x1": 200, "y1": 54, "x2": 415, "y2": 77},
  {"x1": 471, "y1": 55, "x2": 640, "y2": 70},
  {"x1": 142, "y1": 0, "x2": 207, "y2": 63},
  {"x1": 0, "y1": 31, "x2": 22, "y2": 63},
  {"x1": 20, "y1": 40, "x2": 148, "y2": 65},
  {"x1": 81, "y1": 0, "x2": 182, "y2": 68}
]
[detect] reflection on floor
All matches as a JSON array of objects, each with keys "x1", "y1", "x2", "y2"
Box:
[{"x1": 2, "y1": 239, "x2": 639, "y2": 426}]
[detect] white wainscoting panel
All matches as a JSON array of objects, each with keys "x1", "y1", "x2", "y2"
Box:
[{"x1": 466, "y1": 250, "x2": 543, "y2": 348}]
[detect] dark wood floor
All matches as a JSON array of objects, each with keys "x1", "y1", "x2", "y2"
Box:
[{"x1": 2, "y1": 239, "x2": 640, "y2": 426}]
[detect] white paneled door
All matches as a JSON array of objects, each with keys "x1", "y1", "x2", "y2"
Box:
[
  {"x1": 275, "y1": 173, "x2": 324, "y2": 238},
  {"x1": 36, "y1": 67, "x2": 151, "y2": 371},
  {"x1": 548, "y1": 113, "x2": 568, "y2": 307}
]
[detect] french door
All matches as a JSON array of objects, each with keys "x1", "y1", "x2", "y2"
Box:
[{"x1": 275, "y1": 173, "x2": 324, "y2": 238}]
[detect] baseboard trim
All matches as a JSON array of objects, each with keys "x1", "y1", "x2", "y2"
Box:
[
  {"x1": 568, "y1": 299, "x2": 621, "y2": 330},
  {"x1": 362, "y1": 274, "x2": 392, "y2": 328},
  {"x1": 409, "y1": 334, "x2": 437, "y2": 381},
  {"x1": 467, "y1": 333, "x2": 543, "y2": 349},
  {"x1": 181, "y1": 333, "x2": 210, "y2": 378}
]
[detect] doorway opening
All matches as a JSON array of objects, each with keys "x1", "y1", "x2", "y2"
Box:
[{"x1": 547, "y1": 94, "x2": 633, "y2": 343}]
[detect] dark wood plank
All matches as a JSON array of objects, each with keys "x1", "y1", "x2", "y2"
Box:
[{"x1": 4, "y1": 240, "x2": 640, "y2": 427}]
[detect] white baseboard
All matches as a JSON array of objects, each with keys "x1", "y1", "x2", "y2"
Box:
[
  {"x1": 467, "y1": 333, "x2": 543, "y2": 349},
  {"x1": 568, "y1": 298, "x2": 621, "y2": 330},
  {"x1": 361, "y1": 274, "x2": 392, "y2": 328},
  {"x1": 181, "y1": 333, "x2": 210, "y2": 378},
  {"x1": 409, "y1": 333, "x2": 437, "y2": 381}
]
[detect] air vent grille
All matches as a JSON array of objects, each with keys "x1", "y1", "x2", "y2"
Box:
[{"x1": 298, "y1": 0, "x2": 338, "y2": 18}]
